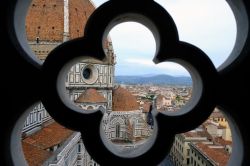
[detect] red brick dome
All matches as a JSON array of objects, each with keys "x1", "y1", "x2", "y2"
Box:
[
  {"x1": 25, "y1": 0, "x2": 115, "y2": 63},
  {"x1": 26, "y1": 0, "x2": 95, "y2": 41},
  {"x1": 112, "y1": 87, "x2": 139, "y2": 111}
]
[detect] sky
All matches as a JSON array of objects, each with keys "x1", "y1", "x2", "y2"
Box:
[{"x1": 92, "y1": 0, "x2": 237, "y2": 76}]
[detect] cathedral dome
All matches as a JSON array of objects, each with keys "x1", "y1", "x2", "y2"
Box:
[
  {"x1": 112, "y1": 87, "x2": 139, "y2": 111},
  {"x1": 26, "y1": 0, "x2": 115, "y2": 63},
  {"x1": 26, "y1": 0, "x2": 95, "y2": 41},
  {"x1": 75, "y1": 88, "x2": 106, "y2": 103}
]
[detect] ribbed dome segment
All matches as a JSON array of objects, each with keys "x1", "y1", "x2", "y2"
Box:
[
  {"x1": 75, "y1": 89, "x2": 106, "y2": 103},
  {"x1": 26, "y1": 0, "x2": 95, "y2": 41},
  {"x1": 112, "y1": 87, "x2": 139, "y2": 111},
  {"x1": 25, "y1": 0, "x2": 115, "y2": 64}
]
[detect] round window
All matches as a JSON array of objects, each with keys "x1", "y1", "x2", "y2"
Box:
[
  {"x1": 82, "y1": 65, "x2": 98, "y2": 84},
  {"x1": 83, "y1": 68, "x2": 91, "y2": 79}
]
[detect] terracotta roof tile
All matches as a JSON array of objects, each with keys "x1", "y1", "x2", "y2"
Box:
[
  {"x1": 197, "y1": 131, "x2": 213, "y2": 141},
  {"x1": 183, "y1": 129, "x2": 212, "y2": 139},
  {"x1": 195, "y1": 143, "x2": 230, "y2": 166},
  {"x1": 22, "y1": 141, "x2": 52, "y2": 166},
  {"x1": 214, "y1": 137, "x2": 232, "y2": 146},
  {"x1": 112, "y1": 87, "x2": 139, "y2": 111},
  {"x1": 183, "y1": 132, "x2": 199, "y2": 137},
  {"x1": 75, "y1": 88, "x2": 106, "y2": 103},
  {"x1": 23, "y1": 122, "x2": 73, "y2": 150}
]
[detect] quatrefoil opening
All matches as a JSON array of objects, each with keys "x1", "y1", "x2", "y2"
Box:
[{"x1": 41, "y1": 0, "x2": 218, "y2": 165}]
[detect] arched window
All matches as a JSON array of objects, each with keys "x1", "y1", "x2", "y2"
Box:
[{"x1": 116, "y1": 124, "x2": 120, "y2": 138}]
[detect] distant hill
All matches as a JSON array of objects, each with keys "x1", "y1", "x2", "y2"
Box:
[{"x1": 115, "y1": 74, "x2": 192, "y2": 86}]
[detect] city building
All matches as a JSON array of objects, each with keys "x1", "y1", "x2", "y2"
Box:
[
  {"x1": 169, "y1": 128, "x2": 211, "y2": 166},
  {"x1": 189, "y1": 142, "x2": 230, "y2": 166},
  {"x1": 169, "y1": 114, "x2": 232, "y2": 166},
  {"x1": 156, "y1": 94, "x2": 172, "y2": 111},
  {"x1": 209, "y1": 108, "x2": 232, "y2": 141}
]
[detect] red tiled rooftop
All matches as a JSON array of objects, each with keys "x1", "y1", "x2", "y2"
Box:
[
  {"x1": 183, "y1": 131, "x2": 206, "y2": 138},
  {"x1": 214, "y1": 137, "x2": 232, "y2": 146},
  {"x1": 22, "y1": 141, "x2": 52, "y2": 166},
  {"x1": 75, "y1": 88, "x2": 106, "y2": 103},
  {"x1": 23, "y1": 122, "x2": 73, "y2": 150},
  {"x1": 183, "y1": 129, "x2": 212, "y2": 140},
  {"x1": 183, "y1": 132, "x2": 199, "y2": 137},
  {"x1": 195, "y1": 143, "x2": 230, "y2": 166},
  {"x1": 112, "y1": 87, "x2": 139, "y2": 111}
]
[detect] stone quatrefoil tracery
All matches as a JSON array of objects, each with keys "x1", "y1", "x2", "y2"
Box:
[
  {"x1": 2, "y1": 0, "x2": 248, "y2": 164},
  {"x1": 41, "y1": 1, "x2": 218, "y2": 165}
]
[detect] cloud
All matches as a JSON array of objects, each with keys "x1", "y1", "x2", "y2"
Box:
[
  {"x1": 91, "y1": 0, "x2": 107, "y2": 7},
  {"x1": 92, "y1": 0, "x2": 236, "y2": 70},
  {"x1": 155, "y1": 0, "x2": 236, "y2": 66},
  {"x1": 109, "y1": 22, "x2": 156, "y2": 54},
  {"x1": 124, "y1": 58, "x2": 189, "y2": 76}
]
